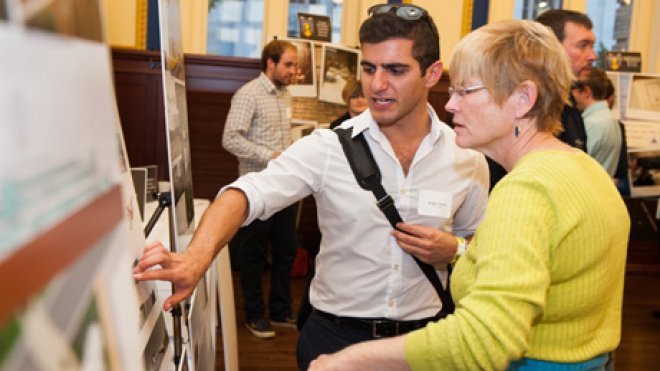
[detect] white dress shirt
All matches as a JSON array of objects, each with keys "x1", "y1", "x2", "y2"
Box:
[{"x1": 222, "y1": 105, "x2": 489, "y2": 320}]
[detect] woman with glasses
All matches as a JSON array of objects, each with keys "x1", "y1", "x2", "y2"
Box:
[
  {"x1": 310, "y1": 20, "x2": 629, "y2": 371},
  {"x1": 329, "y1": 79, "x2": 368, "y2": 129}
]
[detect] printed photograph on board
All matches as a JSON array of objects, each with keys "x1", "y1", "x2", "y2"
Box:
[
  {"x1": 626, "y1": 73, "x2": 660, "y2": 121},
  {"x1": 158, "y1": 0, "x2": 195, "y2": 251},
  {"x1": 7, "y1": 0, "x2": 104, "y2": 41},
  {"x1": 319, "y1": 43, "x2": 360, "y2": 105},
  {"x1": 284, "y1": 38, "x2": 317, "y2": 97}
]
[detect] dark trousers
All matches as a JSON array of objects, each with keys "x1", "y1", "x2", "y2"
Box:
[
  {"x1": 296, "y1": 311, "x2": 377, "y2": 370},
  {"x1": 238, "y1": 203, "x2": 298, "y2": 322}
]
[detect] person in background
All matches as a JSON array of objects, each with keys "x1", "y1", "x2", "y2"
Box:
[
  {"x1": 309, "y1": 19, "x2": 629, "y2": 371},
  {"x1": 329, "y1": 79, "x2": 368, "y2": 129},
  {"x1": 536, "y1": 9, "x2": 594, "y2": 151},
  {"x1": 487, "y1": 9, "x2": 595, "y2": 190},
  {"x1": 571, "y1": 67, "x2": 622, "y2": 177},
  {"x1": 133, "y1": 4, "x2": 489, "y2": 370},
  {"x1": 604, "y1": 77, "x2": 631, "y2": 196},
  {"x1": 221, "y1": 39, "x2": 299, "y2": 339}
]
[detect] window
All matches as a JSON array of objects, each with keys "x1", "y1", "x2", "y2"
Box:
[
  {"x1": 514, "y1": 0, "x2": 563, "y2": 20},
  {"x1": 287, "y1": 0, "x2": 342, "y2": 43},
  {"x1": 586, "y1": 0, "x2": 633, "y2": 67},
  {"x1": 207, "y1": 0, "x2": 264, "y2": 58}
]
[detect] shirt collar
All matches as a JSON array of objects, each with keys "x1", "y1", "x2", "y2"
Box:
[
  {"x1": 258, "y1": 72, "x2": 286, "y2": 95},
  {"x1": 582, "y1": 100, "x2": 608, "y2": 117},
  {"x1": 350, "y1": 103, "x2": 444, "y2": 145}
]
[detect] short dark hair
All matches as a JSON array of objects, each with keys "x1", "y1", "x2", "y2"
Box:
[
  {"x1": 535, "y1": 9, "x2": 593, "y2": 42},
  {"x1": 581, "y1": 67, "x2": 611, "y2": 100},
  {"x1": 261, "y1": 39, "x2": 296, "y2": 72},
  {"x1": 359, "y1": 6, "x2": 440, "y2": 75},
  {"x1": 605, "y1": 76, "x2": 615, "y2": 100}
]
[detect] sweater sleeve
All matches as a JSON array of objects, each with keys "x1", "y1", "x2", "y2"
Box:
[{"x1": 405, "y1": 175, "x2": 554, "y2": 370}]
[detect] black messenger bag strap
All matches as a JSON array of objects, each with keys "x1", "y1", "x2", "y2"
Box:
[{"x1": 334, "y1": 128, "x2": 455, "y2": 316}]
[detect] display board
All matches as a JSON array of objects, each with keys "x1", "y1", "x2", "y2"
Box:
[
  {"x1": 615, "y1": 71, "x2": 660, "y2": 198},
  {"x1": 115, "y1": 106, "x2": 173, "y2": 371},
  {"x1": 627, "y1": 148, "x2": 660, "y2": 197},
  {"x1": 158, "y1": 0, "x2": 195, "y2": 253},
  {"x1": 284, "y1": 38, "x2": 317, "y2": 97},
  {"x1": 4, "y1": 0, "x2": 104, "y2": 41},
  {"x1": 319, "y1": 43, "x2": 360, "y2": 104},
  {"x1": 157, "y1": 1, "x2": 216, "y2": 369},
  {"x1": 0, "y1": 24, "x2": 143, "y2": 370},
  {"x1": 626, "y1": 73, "x2": 660, "y2": 122}
]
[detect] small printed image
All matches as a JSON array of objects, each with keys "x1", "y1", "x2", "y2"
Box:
[
  {"x1": 284, "y1": 38, "x2": 317, "y2": 97},
  {"x1": 1, "y1": 1, "x2": 7, "y2": 20},
  {"x1": 627, "y1": 74, "x2": 660, "y2": 121},
  {"x1": 9, "y1": 0, "x2": 104, "y2": 42},
  {"x1": 319, "y1": 44, "x2": 360, "y2": 105}
]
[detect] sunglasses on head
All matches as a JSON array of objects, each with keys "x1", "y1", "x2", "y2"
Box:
[{"x1": 367, "y1": 4, "x2": 428, "y2": 21}]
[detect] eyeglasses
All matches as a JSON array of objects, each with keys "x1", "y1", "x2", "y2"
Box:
[
  {"x1": 571, "y1": 81, "x2": 586, "y2": 90},
  {"x1": 448, "y1": 85, "x2": 486, "y2": 98},
  {"x1": 367, "y1": 4, "x2": 428, "y2": 21}
]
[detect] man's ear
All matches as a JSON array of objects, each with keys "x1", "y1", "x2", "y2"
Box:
[
  {"x1": 583, "y1": 85, "x2": 594, "y2": 99},
  {"x1": 424, "y1": 61, "x2": 443, "y2": 88},
  {"x1": 265, "y1": 57, "x2": 276, "y2": 74},
  {"x1": 514, "y1": 80, "x2": 538, "y2": 118}
]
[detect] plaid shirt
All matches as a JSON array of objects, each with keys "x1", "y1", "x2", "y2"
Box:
[{"x1": 222, "y1": 73, "x2": 292, "y2": 175}]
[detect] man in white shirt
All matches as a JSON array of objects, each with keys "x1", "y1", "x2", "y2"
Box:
[{"x1": 134, "y1": 4, "x2": 489, "y2": 370}]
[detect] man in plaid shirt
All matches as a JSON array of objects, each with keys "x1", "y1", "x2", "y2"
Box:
[{"x1": 222, "y1": 39, "x2": 299, "y2": 339}]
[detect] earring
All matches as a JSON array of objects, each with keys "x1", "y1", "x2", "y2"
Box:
[{"x1": 514, "y1": 126, "x2": 520, "y2": 138}]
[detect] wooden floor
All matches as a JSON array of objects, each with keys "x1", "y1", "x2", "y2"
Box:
[{"x1": 215, "y1": 242, "x2": 660, "y2": 370}]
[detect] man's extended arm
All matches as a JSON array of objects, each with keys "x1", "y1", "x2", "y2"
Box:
[{"x1": 133, "y1": 188, "x2": 248, "y2": 310}]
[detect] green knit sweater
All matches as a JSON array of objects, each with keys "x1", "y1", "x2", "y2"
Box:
[{"x1": 405, "y1": 150, "x2": 630, "y2": 370}]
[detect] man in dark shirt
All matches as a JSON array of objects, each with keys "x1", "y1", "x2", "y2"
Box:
[
  {"x1": 488, "y1": 10, "x2": 595, "y2": 189},
  {"x1": 537, "y1": 9, "x2": 596, "y2": 151}
]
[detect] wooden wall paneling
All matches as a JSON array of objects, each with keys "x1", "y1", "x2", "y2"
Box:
[
  {"x1": 183, "y1": 54, "x2": 261, "y2": 200},
  {"x1": 111, "y1": 49, "x2": 261, "y2": 200},
  {"x1": 112, "y1": 49, "x2": 169, "y2": 182},
  {"x1": 185, "y1": 90, "x2": 238, "y2": 200}
]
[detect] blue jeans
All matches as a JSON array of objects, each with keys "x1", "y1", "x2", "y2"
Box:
[{"x1": 238, "y1": 203, "x2": 298, "y2": 322}]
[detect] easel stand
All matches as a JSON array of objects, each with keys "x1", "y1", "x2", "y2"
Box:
[{"x1": 144, "y1": 191, "x2": 184, "y2": 366}]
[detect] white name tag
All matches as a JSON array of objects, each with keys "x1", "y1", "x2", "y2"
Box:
[
  {"x1": 286, "y1": 107, "x2": 292, "y2": 120},
  {"x1": 418, "y1": 190, "x2": 452, "y2": 218}
]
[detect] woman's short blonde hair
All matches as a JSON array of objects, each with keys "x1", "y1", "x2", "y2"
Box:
[{"x1": 448, "y1": 20, "x2": 573, "y2": 134}]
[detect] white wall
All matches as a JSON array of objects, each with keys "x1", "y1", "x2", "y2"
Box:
[
  {"x1": 413, "y1": 0, "x2": 464, "y2": 66},
  {"x1": 102, "y1": 0, "x2": 139, "y2": 48},
  {"x1": 629, "y1": 1, "x2": 660, "y2": 73}
]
